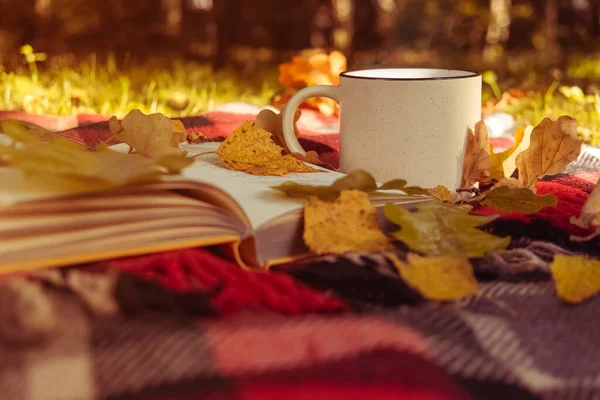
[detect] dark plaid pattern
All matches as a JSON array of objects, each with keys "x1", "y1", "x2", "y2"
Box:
[{"x1": 1, "y1": 105, "x2": 600, "y2": 400}]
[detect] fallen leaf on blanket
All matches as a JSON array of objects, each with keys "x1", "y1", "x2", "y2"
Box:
[
  {"x1": 461, "y1": 121, "x2": 491, "y2": 188},
  {"x1": 551, "y1": 254, "x2": 600, "y2": 304},
  {"x1": 255, "y1": 107, "x2": 301, "y2": 154},
  {"x1": 303, "y1": 190, "x2": 389, "y2": 254},
  {"x1": 272, "y1": 170, "x2": 430, "y2": 200},
  {"x1": 570, "y1": 179, "x2": 600, "y2": 241},
  {"x1": 216, "y1": 121, "x2": 318, "y2": 176},
  {"x1": 572, "y1": 179, "x2": 600, "y2": 230},
  {"x1": 387, "y1": 253, "x2": 478, "y2": 301},
  {"x1": 0, "y1": 129, "x2": 190, "y2": 190},
  {"x1": 428, "y1": 185, "x2": 453, "y2": 202},
  {"x1": 516, "y1": 116, "x2": 582, "y2": 188},
  {"x1": 384, "y1": 201, "x2": 510, "y2": 258},
  {"x1": 489, "y1": 127, "x2": 526, "y2": 180},
  {"x1": 109, "y1": 110, "x2": 186, "y2": 158},
  {"x1": 481, "y1": 186, "x2": 557, "y2": 214}
]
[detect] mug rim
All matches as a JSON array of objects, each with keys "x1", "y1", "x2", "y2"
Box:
[{"x1": 340, "y1": 68, "x2": 481, "y2": 81}]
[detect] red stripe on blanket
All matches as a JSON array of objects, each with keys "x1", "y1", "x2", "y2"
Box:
[{"x1": 106, "y1": 248, "x2": 347, "y2": 316}]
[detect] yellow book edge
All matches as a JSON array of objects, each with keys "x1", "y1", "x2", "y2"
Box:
[{"x1": 0, "y1": 235, "x2": 313, "y2": 275}]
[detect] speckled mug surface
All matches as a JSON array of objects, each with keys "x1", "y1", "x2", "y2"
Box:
[{"x1": 281, "y1": 68, "x2": 482, "y2": 190}]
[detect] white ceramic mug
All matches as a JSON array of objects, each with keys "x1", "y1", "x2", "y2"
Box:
[{"x1": 281, "y1": 68, "x2": 482, "y2": 190}]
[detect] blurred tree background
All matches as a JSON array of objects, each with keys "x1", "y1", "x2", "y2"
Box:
[
  {"x1": 1, "y1": 0, "x2": 599, "y2": 72},
  {"x1": 2, "y1": 0, "x2": 600, "y2": 142}
]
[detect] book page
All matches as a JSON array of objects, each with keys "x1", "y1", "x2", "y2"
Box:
[{"x1": 178, "y1": 142, "x2": 348, "y2": 229}]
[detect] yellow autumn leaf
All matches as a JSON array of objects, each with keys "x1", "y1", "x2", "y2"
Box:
[
  {"x1": 551, "y1": 254, "x2": 600, "y2": 304},
  {"x1": 109, "y1": 110, "x2": 186, "y2": 158},
  {"x1": 461, "y1": 121, "x2": 491, "y2": 188},
  {"x1": 303, "y1": 190, "x2": 389, "y2": 255},
  {"x1": 384, "y1": 201, "x2": 510, "y2": 258},
  {"x1": 216, "y1": 121, "x2": 318, "y2": 176},
  {"x1": 387, "y1": 253, "x2": 478, "y2": 301},
  {"x1": 0, "y1": 122, "x2": 192, "y2": 191},
  {"x1": 516, "y1": 116, "x2": 582, "y2": 188},
  {"x1": 428, "y1": 185, "x2": 453, "y2": 202},
  {"x1": 1, "y1": 119, "x2": 59, "y2": 144},
  {"x1": 489, "y1": 127, "x2": 525, "y2": 181}
]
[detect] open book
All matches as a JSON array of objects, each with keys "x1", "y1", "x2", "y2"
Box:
[{"x1": 0, "y1": 142, "x2": 432, "y2": 273}]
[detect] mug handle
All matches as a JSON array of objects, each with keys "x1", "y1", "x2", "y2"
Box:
[{"x1": 281, "y1": 85, "x2": 340, "y2": 155}]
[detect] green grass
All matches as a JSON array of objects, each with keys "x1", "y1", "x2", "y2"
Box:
[
  {"x1": 482, "y1": 60, "x2": 600, "y2": 146},
  {"x1": 0, "y1": 49, "x2": 279, "y2": 118},
  {"x1": 2, "y1": 47, "x2": 600, "y2": 146}
]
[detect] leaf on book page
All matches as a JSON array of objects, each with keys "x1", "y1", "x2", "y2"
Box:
[
  {"x1": 216, "y1": 121, "x2": 318, "y2": 176},
  {"x1": 489, "y1": 127, "x2": 526, "y2": 181},
  {"x1": 0, "y1": 131, "x2": 190, "y2": 190},
  {"x1": 272, "y1": 170, "x2": 430, "y2": 200},
  {"x1": 516, "y1": 116, "x2": 582, "y2": 188},
  {"x1": 292, "y1": 150, "x2": 335, "y2": 170},
  {"x1": 255, "y1": 107, "x2": 301, "y2": 154},
  {"x1": 303, "y1": 190, "x2": 389, "y2": 255},
  {"x1": 461, "y1": 121, "x2": 491, "y2": 188},
  {"x1": 379, "y1": 179, "x2": 430, "y2": 196},
  {"x1": 109, "y1": 110, "x2": 186, "y2": 158},
  {"x1": 428, "y1": 185, "x2": 453, "y2": 202},
  {"x1": 551, "y1": 254, "x2": 600, "y2": 304},
  {"x1": 481, "y1": 185, "x2": 557, "y2": 214},
  {"x1": 387, "y1": 252, "x2": 478, "y2": 301},
  {"x1": 384, "y1": 201, "x2": 510, "y2": 258}
]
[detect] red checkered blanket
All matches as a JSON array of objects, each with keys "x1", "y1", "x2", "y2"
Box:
[{"x1": 1, "y1": 105, "x2": 599, "y2": 400}]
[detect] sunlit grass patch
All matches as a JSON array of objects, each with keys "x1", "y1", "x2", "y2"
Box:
[{"x1": 0, "y1": 47, "x2": 279, "y2": 118}]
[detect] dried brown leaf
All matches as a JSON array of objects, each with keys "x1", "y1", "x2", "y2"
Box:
[
  {"x1": 461, "y1": 121, "x2": 491, "y2": 188},
  {"x1": 516, "y1": 116, "x2": 582, "y2": 188}
]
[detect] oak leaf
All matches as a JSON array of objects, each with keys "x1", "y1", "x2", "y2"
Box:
[
  {"x1": 384, "y1": 201, "x2": 510, "y2": 258},
  {"x1": 387, "y1": 253, "x2": 478, "y2": 301},
  {"x1": 516, "y1": 116, "x2": 582, "y2": 188},
  {"x1": 303, "y1": 190, "x2": 389, "y2": 255},
  {"x1": 481, "y1": 186, "x2": 557, "y2": 214},
  {"x1": 461, "y1": 121, "x2": 491, "y2": 188},
  {"x1": 109, "y1": 110, "x2": 186, "y2": 158},
  {"x1": 551, "y1": 254, "x2": 600, "y2": 304},
  {"x1": 216, "y1": 121, "x2": 318, "y2": 176}
]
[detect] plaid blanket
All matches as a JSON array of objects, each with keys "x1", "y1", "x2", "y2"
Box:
[{"x1": 1, "y1": 105, "x2": 600, "y2": 400}]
